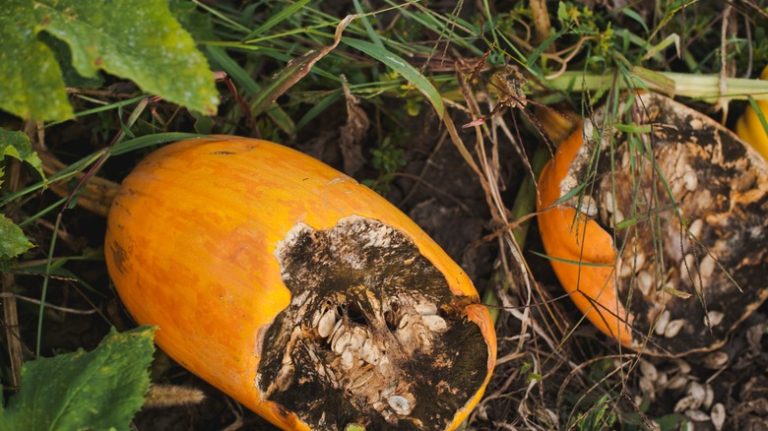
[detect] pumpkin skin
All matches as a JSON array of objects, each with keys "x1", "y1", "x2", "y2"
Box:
[
  {"x1": 536, "y1": 123, "x2": 634, "y2": 347},
  {"x1": 736, "y1": 66, "x2": 768, "y2": 160},
  {"x1": 105, "y1": 136, "x2": 496, "y2": 431}
]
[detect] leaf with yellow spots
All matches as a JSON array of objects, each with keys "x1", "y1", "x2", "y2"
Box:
[
  {"x1": 0, "y1": 0, "x2": 218, "y2": 121},
  {"x1": 0, "y1": 327, "x2": 156, "y2": 430}
]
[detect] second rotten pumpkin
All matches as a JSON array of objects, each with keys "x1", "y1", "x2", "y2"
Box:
[
  {"x1": 537, "y1": 92, "x2": 768, "y2": 356},
  {"x1": 105, "y1": 137, "x2": 496, "y2": 430}
]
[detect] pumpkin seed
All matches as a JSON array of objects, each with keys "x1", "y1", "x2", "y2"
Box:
[
  {"x1": 664, "y1": 319, "x2": 686, "y2": 338},
  {"x1": 711, "y1": 403, "x2": 726, "y2": 430}
]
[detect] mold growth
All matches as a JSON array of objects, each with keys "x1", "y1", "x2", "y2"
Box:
[
  {"x1": 257, "y1": 216, "x2": 488, "y2": 430},
  {"x1": 577, "y1": 93, "x2": 768, "y2": 355}
]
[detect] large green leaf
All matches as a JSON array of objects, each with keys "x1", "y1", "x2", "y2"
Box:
[
  {"x1": 0, "y1": 0, "x2": 218, "y2": 121},
  {"x1": 0, "y1": 327, "x2": 156, "y2": 431}
]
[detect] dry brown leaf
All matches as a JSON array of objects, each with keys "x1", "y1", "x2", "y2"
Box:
[{"x1": 338, "y1": 79, "x2": 369, "y2": 175}]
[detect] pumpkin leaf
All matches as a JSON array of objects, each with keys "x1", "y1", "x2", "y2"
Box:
[
  {"x1": 0, "y1": 327, "x2": 156, "y2": 431},
  {"x1": 0, "y1": 128, "x2": 45, "y2": 185},
  {"x1": 0, "y1": 214, "x2": 33, "y2": 260},
  {"x1": 0, "y1": 0, "x2": 218, "y2": 121}
]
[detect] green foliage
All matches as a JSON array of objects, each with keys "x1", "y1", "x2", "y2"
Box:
[
  {"x1": 343, "y1": 37, "x2": 445, "y2": 118},
  {"x1": 0, "y1": 129, "x2": 44, "y2": 260},
  {"x1": 0, "y1": 214, "x2": 33, "y2": 260},
  {"x1": 0, "y1": 129, "x2": 45, "y2": 186},
  {"x1": 0, "y1": 0, "x2": 218, "y2": 121},
  {"x1": 0, "y1": 327, "x2": 156, "y2": 431},
  {"x1": 371, "y1": 137, "x2": 406, "y2": 176},
  {"x1": 574, "y1": 394, "x2": 618, "y2": 431}
]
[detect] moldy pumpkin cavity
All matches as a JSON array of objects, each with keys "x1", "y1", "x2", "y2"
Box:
[
  {"x1": 257, "y1": 216, "x2": 488, "y2": 430},
  {"x1": 565, "y1": 93, "x2": 768, "y2": 356}
]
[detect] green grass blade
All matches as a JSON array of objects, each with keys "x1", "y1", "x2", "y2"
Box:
[{"x1": 343, "y1": 37, "x2": 445, "y2": 118}]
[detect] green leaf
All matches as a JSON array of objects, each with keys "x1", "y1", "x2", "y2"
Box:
[
  {"x1": 0, "y1": 128, "x2": 45, "y2": 183},
  {"x1": 0, "y1": 327, "x2": 156, "y2": 431},
  {"x1": 0, "y1": 3, "x2": 72, "y2": 121},
  {"x1": 0, "y1": 214, "x2": 33, "y2": 260},
  {"x1": 0, "y1": 0, "x2": 218, "y2": 121},
  {"x1": 343, "y1": 37, "x2": 445, "y2": 118}
]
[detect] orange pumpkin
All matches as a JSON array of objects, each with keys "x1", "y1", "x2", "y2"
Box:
[
  {"x1": 105, "y1": 137, "x2": 496, "y2": 430},
  {"x1": 736, "y1": 66, "x2": 768, "y2": 160}
]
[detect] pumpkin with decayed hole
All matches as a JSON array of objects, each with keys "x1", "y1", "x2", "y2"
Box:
[
  {"x1": 105, "y1": 137, "x2": 496, "y2": 430},
  {"x1": 537, "y1": 93, "x2": 768, "y2": 356}
]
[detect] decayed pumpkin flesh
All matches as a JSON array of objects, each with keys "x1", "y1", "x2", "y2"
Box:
[
  {"x1": 537, "y1": 93, "x2": 768, "y2": 356},
  {"x1": 105, "y1": 137, "x2": 496, "y2": 431},
  {"x1": 536, "y1": 123, "x2": 634, "y2": 347}
]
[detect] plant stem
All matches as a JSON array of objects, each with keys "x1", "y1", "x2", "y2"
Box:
[{"x1": 545, "y1": 68, "x2": 768, "y2": 101}]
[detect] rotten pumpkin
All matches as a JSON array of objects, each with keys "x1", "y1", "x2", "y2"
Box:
[
  {"x1": 537, "y1": 92, "x2": 768, "y2": 356},
  {"x1": 105, "y1": 137, "x2": 497, "y2": 430}
]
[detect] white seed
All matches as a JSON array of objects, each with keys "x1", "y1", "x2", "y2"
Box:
[
  {"x1": 332, "y1": 331, "x2": 352, "y2": 354},
  {"x1": 577, "y1": 195, "x2": 598, "y2": 217},
  {"x1": 423, "y1": 315, "x2": 448, "y2": 332},
  {"x1": 656, "y1": 372, "x2": 668, "y2": 389},
  {"x1": 711, "y1": 403, "x2": 726, "y2": 431},
  {"x1": 700, "y1": 254, "x2": 716, "y2": 279},
  {"x1": 317, "y1": 309, "x2": 338, "y2": 338},
  {"x1": 639, "y1": 377, "x2": 655, "y2": 399},
  {"x1": 664, "y1": 319, "x2": 686, "y2": 338},
  {"x1": 685, "y1": 409, "x2": 710, "y2": 421},
  {"x1": 674, "y1": 395, "x2": 698, "y2": 412},
  {"x1": 415, "y1": 303, "x2": 437, "y2": 315},
  {"x1": 667, "y1": 375, "x2": 688, "y2": 391},
  {"x1": 637, "y1": 271, "x2": 654, "y2": 295},
  {"x1": 349, "y1": 368, "x2": 375, "y2": 390},
  {"x1": 329, "y1": 319, "x2": 345, "y2": 343},
  {"x1": 655, "y1": 310, "x2": 671, "y2": 336},
  {"x1": 340, "y1": 349, "x2": 355, "y2": 370},
  {"x1": 388, "y1": 395, "x2": 414, "y2": 416},
  {"x1": 683, "y1": 170, "x2": 698, "y2": 191},
  {"x1": 614, "y1": 209, "x2": 625, "y2": 225},
  {"x1": 675, "y1": 359, "x2": 692, "y2": 375},
  {"x1": 688, "y1": 382, "x2": 706, "y2": 405},
  {"x1": 618, "y1": 258, "x2": 633, "y2": 278},
  {"x1": 705, "y1": 310, "x2": 725, "y2": 327},
  {"x1": 311, "y1": 310, "x2": 323, "y2": 329},
  {"x1": 603, "y1": 191, "x2": 616, "y2": 213},
  {"x1": 703, "y1": 384, "x2": 714, "y2": 409},
  {"x1": 633, "y1": 252, "x2": 647, "y2": 273},
  {"x1": 688, "y1": 219, "x2": 704, "y2": 240},
  {"x1": 347, "y1": 328, "x2": 366, "y2": 352},
  {"x1": 703, "y1": 351, "x2": 728, "y2": 369},
  {"x1": 361, "y1": 339, "x2": 381, "y2": 365},
  {"x1": 680, "y1": 254, "x2": 696, "y2": 284},
  {"x1": 640, "y1": 360, "x2": 658, "y2": 380},
  {"x1": 633, "y1": 394, "x2": 643, "y2": 408}
]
